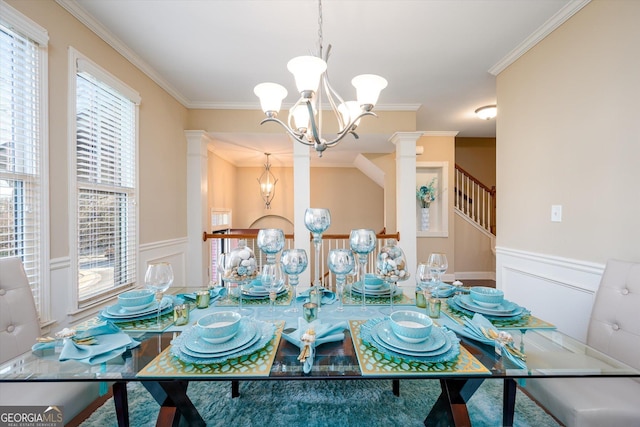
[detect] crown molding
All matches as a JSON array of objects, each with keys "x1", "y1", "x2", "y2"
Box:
[
  {"x1": 187, "y1": 101, "x2": 421, "y2": 112},
  {"x1": 489, "y1": 0, "x2": 591, "y2": 76},
  {"x1": 56, "y1": 0, "x2": 190, "y2": 106}
]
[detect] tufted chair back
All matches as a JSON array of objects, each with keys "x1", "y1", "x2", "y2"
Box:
[
  {"x1": 587, "y1": 259, "x2": 640, "y2": 371},
  {"x1": 0, "y1": 257, "x2": 40, "y2": 364}
]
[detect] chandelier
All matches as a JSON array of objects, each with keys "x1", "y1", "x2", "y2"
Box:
[
  {"x1": 253, "y1": 0, "x2": 387, "y2": 157},
  {"x1": 257, "y1": 153, "x2": 278, "y2": 209}
]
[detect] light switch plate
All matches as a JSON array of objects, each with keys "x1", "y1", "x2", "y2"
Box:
[{"x1": 551, "y1": 205, "x2": 562, "y2": 222}]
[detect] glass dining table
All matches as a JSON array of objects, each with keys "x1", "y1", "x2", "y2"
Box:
[{"x1": 1, "y1": 287, "x2": 638, "y2": 427}]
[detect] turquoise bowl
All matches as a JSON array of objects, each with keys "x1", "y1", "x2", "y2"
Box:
[
  {"x1": 469, "y1": 287, "x2": 504, "y2": 308},
  {"x1": 389, "y1": 310, "x2": 433, "y2": 343},
  {"x1": 196, "y1": 311, "x2": 242, "y2": 344},
  {"x1": 117, "y1": 289, "x2": 155, "y2": 310}
]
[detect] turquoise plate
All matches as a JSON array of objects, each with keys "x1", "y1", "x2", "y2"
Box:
[
  {"x1": 373, "y1": 319, "x2": 447, "y2": 353},
  {"x1": 104, "y1": 297, "x2": 172, "y2": 317},
  {"x1": 170, "y1": 320, "x2": 275, "y2": 365},
  {"x1": 184, "y1": 319, "x2": 257, "y2": 354},
  {"x1": 455, "y1": 295, "x2": 525, "y2": 317},
  {"x1": 360, "y1": 318, "x2": 460, "y2": 363}
]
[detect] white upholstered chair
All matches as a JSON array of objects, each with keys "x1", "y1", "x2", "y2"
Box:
[
  {"x1": 524, "y1": 259, "x2": 640, "y2": 427},
  {"x1": 0, "y1": 256, "x2": 102, "y2": 424}
]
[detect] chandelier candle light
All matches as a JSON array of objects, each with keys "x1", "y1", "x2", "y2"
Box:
[
  {"x1": 253, "y1": 0, "x2": 387, "y2": 157},
  {"x1": 257, "y1": 153, "x2": 278, "y2": 209}
]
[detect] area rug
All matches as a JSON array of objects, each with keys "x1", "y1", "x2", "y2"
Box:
[{"x1": 80, "y1": 379, "x2": 559, "y2": 426}]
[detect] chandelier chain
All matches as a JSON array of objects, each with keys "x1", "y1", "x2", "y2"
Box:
[{"x1": 317, "y1": 0, "x2": 323, "y2": 57}]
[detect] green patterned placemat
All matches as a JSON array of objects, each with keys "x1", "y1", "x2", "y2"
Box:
[
  {"x1": 215, "y1": 287, "x2": 293, "y2": 307},
  {"x1": 80, "y1": 310, "x2": 176, "y2": 333},
  {"x1": 442, "y1": 301, "x2": 556, "y2": 330},
  {"x1": 137, "y1": 321, "x2": 284, "y2": 378},
  {"x1": 342, "y1": 284, "x2": 415, "y2": 306},
  {"x1": 349, "y1": 320, "x2": 490, "y2": 376}
]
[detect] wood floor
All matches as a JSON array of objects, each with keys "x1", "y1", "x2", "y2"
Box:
[{"x1": 460, "y1": 279, "x2": 496, "y2": 288}]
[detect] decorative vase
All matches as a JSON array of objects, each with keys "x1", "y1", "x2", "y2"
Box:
[{"x1": 421, "y1": 207, "x2": 430, "y2": 231}]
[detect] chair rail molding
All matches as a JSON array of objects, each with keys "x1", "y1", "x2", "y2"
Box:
[{"x1": 496, "y1": 246, "x2": 605, "y2": 341}]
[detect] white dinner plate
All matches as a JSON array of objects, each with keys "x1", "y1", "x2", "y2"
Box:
[{"x1": 370, "y1": 324, "x2": 453, "y2": 357}]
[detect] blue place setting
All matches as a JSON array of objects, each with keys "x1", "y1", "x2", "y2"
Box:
[
  {"x1": 242, "y1": 279, "x2": 287, "y2": 299},
  {"x1": 297, "y1": 287, "x2": 336, "y2": 305},
  {"x1": 99, "y1": 296, "x2": 174, "y2": 322},
  {"x1": 447, "y1": 291, "x2": 529, "y2": 320},
  {"x1": 170, "y1": 317, "x2": 275, "y2": 365},
  {"x1": 359, "y1": 315, "x2": 460, "y2": 364}
]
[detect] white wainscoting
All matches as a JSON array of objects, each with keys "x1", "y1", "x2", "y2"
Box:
[
  {"x1": 49, "y1": 237, "x2": 188, "y2": 329},
  {"x1": 496, "y1": 247, "x2": 605, "y2": 342}
]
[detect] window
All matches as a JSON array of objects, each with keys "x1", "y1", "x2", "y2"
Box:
[
  {"x1": 0, "y1": 4, "x2": 48, "y2": 315},
  {"x1": 71, "y1": 48, "x2": 140, "y2": 305}
]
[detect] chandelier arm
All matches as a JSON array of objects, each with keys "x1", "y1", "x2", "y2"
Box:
[
  {"x1": 259, "y1": 117, "x2": 315, "y2": 147},
  {"x1": 306, "y1": 100, "x2": 323, "y2": 146},
  {"x1": 322, "y1": 111, "x2": 377, "y2": 147}
]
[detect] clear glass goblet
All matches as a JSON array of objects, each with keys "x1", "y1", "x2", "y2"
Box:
[
  {"x1": 427, "y1": 252, "x2": 448, "y2": 289},
  {"x1": 349, "y1": 229, "x2": 377, "y2": 311},
  {"x1": 328, "y1": 249, "x2": 355, "y2": 312},
  {"x1": 416, "y1": 261, "x2": 433, "y2": 303},
  {"x1": 304, "y1": 208, "x2": 331, "y2": 290},
  {"x1": 257, "y1": 228, "x2": 285, "y2": 265},
  {"x1": 261, "y1": 263, "x2": 284, "y2": 316},
  {"x1": 144, "y1": 262, "x2": 174, "y2": 326},
  {"x1": 281, "y1": 248, "x2": 308, "y2": 313},
  {"x1": 217, "y1": 252, "x2": 231, "y2": 302}
]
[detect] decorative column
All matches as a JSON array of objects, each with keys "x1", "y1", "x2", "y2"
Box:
[
  {"x1": 390, "y1": 132, "x2": 422, "y2": 287},
  {"x1": 293, "y1": 140, "x2": 312, "y2": 289},
  {"x1": 185, "y1": 130, "x2": 211, "y2": 289}
]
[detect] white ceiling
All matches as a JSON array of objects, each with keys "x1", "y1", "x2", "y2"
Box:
[{"x1": 59, "y1": 0, "x2": 587, "y2": 167}]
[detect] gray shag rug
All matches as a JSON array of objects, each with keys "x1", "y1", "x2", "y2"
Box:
[{"x1": 80, "y1": 379, "x2": 559, "y2": 426}]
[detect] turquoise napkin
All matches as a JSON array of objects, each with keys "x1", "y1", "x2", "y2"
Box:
[
  {"x1": 282, "y1": 318, "x2": 348, "y2": 373},
  {"x1": 31, "y1": 321, "x2": 124, "y2": 353},
  {"x1": 296, "y1": 288, "x2": 336, "y2": 305},
  {"x1": 176, "y1": 286, "x2": 226, "y2": 302},
  {"x1": 432, "y1": 283, "x2": 456, "y2": 298},
  {"x1": 449, "y1": 313, "x2": 527, "y2": 369},
  {"x1": 58, "y1": 321, "x2": 139, "y2": 365}
]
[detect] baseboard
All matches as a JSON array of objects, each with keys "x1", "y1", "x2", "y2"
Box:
[{"x1": 454, "y1": 271, "x2": 496, "y2": 281}]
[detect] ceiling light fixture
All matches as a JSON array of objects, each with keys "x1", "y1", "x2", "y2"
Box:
[
  {"x1": 253, "y1": 0, "x2": 387, "y2": 157},
  {"x1": 257, "y1": 153, "x2": 278, "y2": 209},
  {"x1": 475, "y1": 105, "x2": 497, "y2": 120}
]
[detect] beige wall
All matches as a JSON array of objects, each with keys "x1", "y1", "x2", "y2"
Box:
[
  {"x1": 215, "y1": 165, "x2": 385, "y2": 234},
  {"x1": 497, "y1": 0, "x2": 640, "y2": 263},
  {"x1": 9, "y1": 0, "x2": 189, "y2": 257},
  {"x1": 455, "y1": 137, "x2": 496, "y2": 189},
  {"x1": 207, "y1": 151, "x2": 237, "y2": 218}
]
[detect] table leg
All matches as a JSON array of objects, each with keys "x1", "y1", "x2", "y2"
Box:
[
  {"x1": 424, "y1": 379, "x2": 483, "y2": 427},
  {"x1": 142, "y1": 381, "x2": 205, "y2": 427},
  {"x1": 232, "y1": 380, "x2": 240, "y2": 398},
  {"x1": 393, "y1": 379, "x2": 400, "y2": 396},
  {"x1": 503, "y1": 379, "x2": 517, "y2": 427},
  {"x1": 113, "y1": 381, "x2": 129, "y2": 427}
]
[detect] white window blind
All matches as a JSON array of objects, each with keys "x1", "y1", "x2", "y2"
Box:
[
  {"x1": 0, "y1": 11, "x2": 47, "y2": 314},
  {"x1": 74, "y1": 60, "x2": 138, "y2": 303}
]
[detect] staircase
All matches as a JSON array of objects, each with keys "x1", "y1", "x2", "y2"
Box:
[{"x1": 454, "y1": 164, "x2": 496, "y2": 235}]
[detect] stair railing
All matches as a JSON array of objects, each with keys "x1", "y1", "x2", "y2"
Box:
[{"x1": 454, "y1": 164, "x2": 496, "y2": 234}]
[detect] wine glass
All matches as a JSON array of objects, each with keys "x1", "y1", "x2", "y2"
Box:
[
  {"x1": 427, "y1": 252, "x2": 448, "y2": 289},
  {"x1": 217, "y1": 252, "x2": 230, "y2": 302},
  {"x1": 281, "y1": 248, "x2": 308, "y2": 313},
  {"x1": 144, "y1": 262, "x2": 174, "y2": 326},
  {"x1": 376, "y1": 239, "x2": 409, "y2": 315},
  {"x1": 257, "y1": 228, "x2": 285, "y2": 265},
  {"x1": 328, "y1": 249, "x2": 355, "y2": 312},
  {"x1": 349, "y1": 229, "x2": 377, "y2": 311},
  {"x1": 416, "y1": 262, "x2": 433, "y2": 301},
  {"x1": 304, "y1": 208, "x2": 331, "y2": 290},
  {"x1": 261, "y1": 263, "x2": 284, "y2": 316}
]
